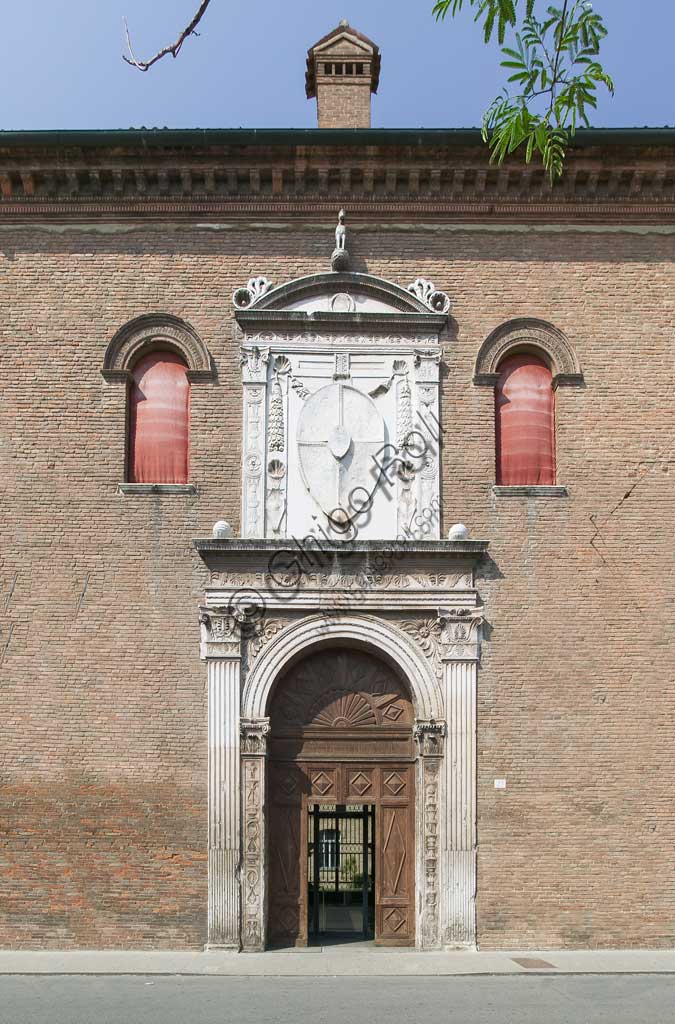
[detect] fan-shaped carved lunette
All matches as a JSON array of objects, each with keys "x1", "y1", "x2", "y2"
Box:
[{"x1": 270, "y1": 648, "x2": 413, "y2": 733}]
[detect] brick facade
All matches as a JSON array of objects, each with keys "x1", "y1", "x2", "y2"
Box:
[{"x1": 0, "y1": 130, "x2": 674, "y2": 949}]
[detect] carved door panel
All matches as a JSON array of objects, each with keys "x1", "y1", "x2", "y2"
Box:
[
  {"x1": 267, "y1": 765, "x2": 307, "y2": 947},
  {"x1": 376, "y1": 767, "x2": 415, "y2": 946},
  {"x1": 267, "y1": 648, "x2": 416, "y2": 948}
]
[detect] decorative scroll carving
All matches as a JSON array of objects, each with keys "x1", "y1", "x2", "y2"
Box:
[
  {"x1": 407, "y1": 279, "x2": 451, "y2": 315},
  {"x1": 210, "y1": 569, "x2": 473, "y2": 591},
  {"x1": 241, "y1": 756, "x2": 265, "y2": 951},
  {"x1": 233, "y1": 276, "x2": 274, "y2": 310},
  {"x1": 240, "y1": 718, "x2": 271, "y2": 755},
  {"x1": 246, "y1": 617, "x2": 284, "y2": 664},
  {"x1": 419, "y1": 755, "x2": 442, "y2": 949},
  {"x1": 242, "y1": 330, "x2": 439, "y2": 348}
]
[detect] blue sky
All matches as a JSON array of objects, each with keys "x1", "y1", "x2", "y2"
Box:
[{"x1": 0, "y1": 1, "x2": 669, "y2": 130}]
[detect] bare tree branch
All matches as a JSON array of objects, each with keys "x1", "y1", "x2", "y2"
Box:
[{"x1": 123, "y1": 0, "x2": 214, "y2": 71}]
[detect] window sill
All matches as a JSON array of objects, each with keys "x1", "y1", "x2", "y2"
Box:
[
  {"x1": 492, "y1": 485, "x2": 568, "y2": 498},
  {"x1": 118, "y1": 483, "x2": 199, "y2": 496}
]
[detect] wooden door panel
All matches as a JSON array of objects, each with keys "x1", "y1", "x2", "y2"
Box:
[
  {"x1": 376, "y1": 796, "x2": 415, "y2": 946},
  {"x1": 267, "y1": 646, "x2": 418, "y2": 948},
  {"x1": 267, "y1": 766, "x2": 306, "y2": 947}
]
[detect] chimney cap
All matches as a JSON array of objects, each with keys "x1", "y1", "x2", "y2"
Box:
[{"x1": 305, "y1": 22, "x2": 381, "y2": 99}]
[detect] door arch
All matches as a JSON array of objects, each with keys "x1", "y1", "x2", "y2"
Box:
[
  {"x1": 267, "y1": 646, "x2": 416, "y2": 947},
  {"x1": 242, "y1": 612, "x2": 444, "y2": 723}
]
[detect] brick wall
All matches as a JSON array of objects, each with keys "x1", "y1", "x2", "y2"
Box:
[
  {"x1": 316, "y1": 80, "x2": 372, "y2": 128},
  {"x1": 0, "y1": 220, "x2": 673, "y2": 949}
]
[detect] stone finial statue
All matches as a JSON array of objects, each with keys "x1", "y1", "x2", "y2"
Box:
[
  {"x1": 331, "y1": 208, "x2": 350, "y2": 271},
  {"x1": 335, "y1": 208, "x2": 347, "y2": 250}
]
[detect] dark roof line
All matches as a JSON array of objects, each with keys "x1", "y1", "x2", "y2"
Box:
[{"x1": 0, "y1": 127, "x2": 673, "y2": 149}]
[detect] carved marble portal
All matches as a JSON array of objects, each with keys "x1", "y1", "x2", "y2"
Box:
[
  {"x1": 197, "y1": 260, "x2": 485, "y2": 952},
  {"x1": 197, "y1": 539, "x2": 486, "y2": 951}
]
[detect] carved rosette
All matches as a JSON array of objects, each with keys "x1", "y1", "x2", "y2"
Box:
[{"x1": 400, "y1": 609, "x2": 483, "y2": 675}]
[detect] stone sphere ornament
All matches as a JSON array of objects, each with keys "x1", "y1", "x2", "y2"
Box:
[
  {"x1": 212, "y1": 520, "x2": 234, "y2": 539},
  {"x1": 448, "y1": 522, "x2": 470, "y2": 540}
]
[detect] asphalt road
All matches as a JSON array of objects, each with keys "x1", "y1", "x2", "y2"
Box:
[{"x1": 1, "y1": 975, "x2": 675, "y2": 1024}]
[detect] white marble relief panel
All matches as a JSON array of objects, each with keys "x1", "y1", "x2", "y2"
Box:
[{"x1": 241, "y1": 346, "x2": 442, "y2": 542}]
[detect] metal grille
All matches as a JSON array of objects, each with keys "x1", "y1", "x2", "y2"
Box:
[{"x1": 308, "y1": 804, "x2": 375, "y2": 939}]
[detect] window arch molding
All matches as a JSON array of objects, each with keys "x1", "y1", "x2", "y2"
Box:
[
  {"x1": 473, "y1": 318, "x2": 583, "y2": 388},
  {"x1": 101, "y1": 313, "x2": 214, "y2": 383}
]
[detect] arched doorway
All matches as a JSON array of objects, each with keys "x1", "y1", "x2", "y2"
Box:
[{"x1": 267, "y1": 646, "x2": 416, "y2": 947}]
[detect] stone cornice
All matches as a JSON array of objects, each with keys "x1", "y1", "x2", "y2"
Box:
[
  {"x1": 194, "y1": 538, "x2": 489, "y2": 556},
  {"x1": 0, "y1": 138, "x2": 674, "y2": 222}
]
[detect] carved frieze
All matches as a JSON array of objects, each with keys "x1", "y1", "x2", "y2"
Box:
[
  {"x1": 242, "y1": 331, "x2": 439, "y2": 348},
  {"x1": 209, "y1": 570, "x2": 473, "y2": 591}
]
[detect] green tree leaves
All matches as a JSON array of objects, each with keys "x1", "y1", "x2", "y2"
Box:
[{"x1": 433, "y1": 0, "x2": 614, "y2": 178}]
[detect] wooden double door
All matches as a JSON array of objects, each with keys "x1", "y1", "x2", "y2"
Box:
[
  {"x1": 268, "y1": 758, "x2": 415, "y2": 946},
  {"x1": 266, "y1": 647, "x2": 416, "y2": 948}
]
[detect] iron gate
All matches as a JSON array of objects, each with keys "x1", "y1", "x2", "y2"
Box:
[{"x1": 307, "y1": 804, "x2": 375, "y2": 940}]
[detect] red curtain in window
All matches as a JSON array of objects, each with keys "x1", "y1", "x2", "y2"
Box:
[
  {"x1": 129, "y1": 350, "x2": 190, "y2": 484},
  {"x1": 495, "y1": 353, "x2": 555, "y2": 486}
]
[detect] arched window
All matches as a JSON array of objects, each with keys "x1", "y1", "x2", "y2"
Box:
[
  {"x1": 495, "y1": 353, "x2": 555, "y2": 486},
  {"x1": 128, "y1": 350, "x2": 190, "y2": 484}
]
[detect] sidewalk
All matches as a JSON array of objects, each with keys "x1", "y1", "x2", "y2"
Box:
[{"x1": 0, "y1": 947, "x2": 673, "y2": 977}]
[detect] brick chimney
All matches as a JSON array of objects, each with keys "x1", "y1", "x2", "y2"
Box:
[{"x1": 305, "y1": 21, "x2": 381, "y2": 128}]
